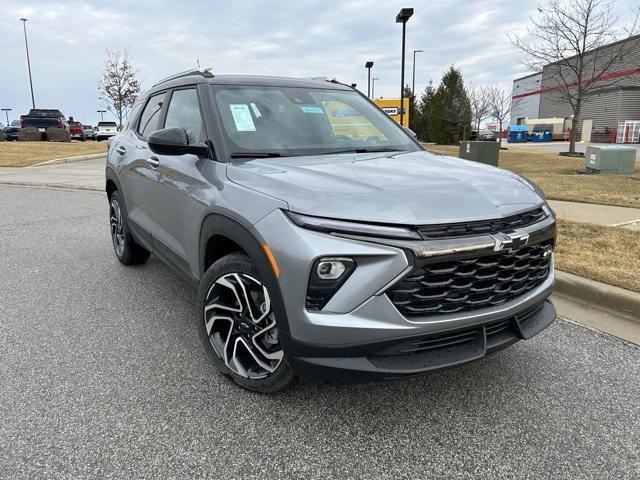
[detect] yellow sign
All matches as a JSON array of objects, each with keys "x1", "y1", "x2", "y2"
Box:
[
  {"x1": 323, "y1": 101, "x2": 386, "y2": 142},
  {"x1": 374, "y1": 98, "x2": 410, "y2": 127}
]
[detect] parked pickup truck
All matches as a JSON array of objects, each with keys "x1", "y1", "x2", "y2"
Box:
[
  {"x1": 69, "y1": 122, "x2": 86, "y2": 141},
  {"x1": 20, "y1": 109, "x2": 68, "y2": 133}
]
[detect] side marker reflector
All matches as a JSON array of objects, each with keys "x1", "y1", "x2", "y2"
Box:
[{"x1": 263, "y1": 244, "x2": 280, "y2": 278}]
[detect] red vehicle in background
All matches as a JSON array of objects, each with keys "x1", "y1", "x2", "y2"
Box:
[{"x1": 69, "y1": 121, "x2": 86, "y2": 141}]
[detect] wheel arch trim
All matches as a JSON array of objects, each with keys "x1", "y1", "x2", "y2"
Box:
[
  {"x1": 199, "y1": 212, "x2": 291, "y2": 334},
  {"x1": 105, "y1": 167, "x2": 122, "y2": 199}
]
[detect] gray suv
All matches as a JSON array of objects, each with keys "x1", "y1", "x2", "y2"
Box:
[{"x1": 106, "y1": 69, "x2": 556, "y2": 392}]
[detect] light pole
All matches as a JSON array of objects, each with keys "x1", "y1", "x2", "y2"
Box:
[
  {"x1": 97, "y1": 110, "x2": 106, "y2": 121},
  {"x1": 371, "y1": 77, "x2": 379, "y2": 99},
  {"x1": 365, "y1": 61, "x2": 374, "y2": 98},
  {"x1": 20, "y1": 18, "x2": 35, "y2": 109},
  {"x1": 396, "y1": 8, "x2": 414, "y2": 127},
  {"x1": 1, "y1": 108, "x2": 11, "y2": 125},
  {"x1": 412, "y1": 49, "x2": 423, "y2": 94}
]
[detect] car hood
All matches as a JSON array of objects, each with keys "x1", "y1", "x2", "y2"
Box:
[{"x1": 226, "y1": 151, "x2": 544, "y2": 225}]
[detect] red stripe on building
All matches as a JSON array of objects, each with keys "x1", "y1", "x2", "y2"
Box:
[{"x1": 512, "y1": 67, "x2": 640, "y2": 99}]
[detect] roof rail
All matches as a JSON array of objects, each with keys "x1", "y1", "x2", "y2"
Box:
[
  {"x1": 327, "y1": 78, "x2": 357, "y2": 89},
  {"x1": 153, "y1": 67, "x2": 214, "y2": 87}
]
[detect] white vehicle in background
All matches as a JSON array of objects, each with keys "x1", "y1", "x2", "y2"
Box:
[{"x1": 96, "y1": 121, "x2": 118, "y2": 141}]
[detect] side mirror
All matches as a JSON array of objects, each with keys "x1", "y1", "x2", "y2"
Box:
[
  {"x1": 404, "y1": 127, "x2": 417, "y2": 138},
  {"x1": 148, "y1": 127, "x2": 209, "y2": 156}
]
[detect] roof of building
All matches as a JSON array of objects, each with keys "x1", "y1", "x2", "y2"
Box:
[
  {"x1": 512, "y1": 72, "x2": 542, "y2": 83},
  {"x1": 545, "y1": 33, "x2": 640, "y2": 67}
]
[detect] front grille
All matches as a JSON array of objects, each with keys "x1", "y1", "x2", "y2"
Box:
[
  {"x1": 387, "y1": 239, "x2": 553, "y2": 317},
  {"x1": 417, "y1": 207, "x2": 546, "y2": 239}
]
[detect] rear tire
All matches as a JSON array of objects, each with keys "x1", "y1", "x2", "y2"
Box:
[
  {"x1": 109, "y1": 190, "x2": 150, "y2": 265},
  {"x1": 198, "y1": 253, "x2": 294, "y2": 393}
]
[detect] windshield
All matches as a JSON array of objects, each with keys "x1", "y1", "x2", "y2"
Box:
[
  {"x1": 211, "y1": 85, "x2": 419, "y2": 157},
  {"x1": 99, "y1": 122, "x2": 117, "y2": 127}
]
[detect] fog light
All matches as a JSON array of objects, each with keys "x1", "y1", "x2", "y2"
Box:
[
  {"x1": 317, "y1": 259, "x2": 347, "y2": 280},
  {"x1": 306, "y1": 257, "x2": 356, "y2": 310}
]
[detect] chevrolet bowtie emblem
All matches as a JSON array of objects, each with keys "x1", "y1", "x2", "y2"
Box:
[{"x1": 491, "y1": 230, "x2": 530, "y2": 253}]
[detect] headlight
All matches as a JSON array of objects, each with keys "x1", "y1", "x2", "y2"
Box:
[
  {"x1": 285, "y1": 211, "x2": 421, "y2": 240},
  {"x1": 306, "y1": 257, "x2": 356, "y2": 310}
]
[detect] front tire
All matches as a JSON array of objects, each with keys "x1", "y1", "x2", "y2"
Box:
[
  {"x1": 198, "y1": 253, "x2": 294, "y2": 393},
  {"x1": 109, "y1": 190, "x2": 150, "y2": 265}
]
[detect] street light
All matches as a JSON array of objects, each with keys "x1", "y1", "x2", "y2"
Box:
[
  {"x1": 20, "y1": 18, "x2": 35, "y2": 109},
  {"x1": 396, "y1": 7, "x2": 414, "y2": 127},
  {"x1": 97, "y1": 110, "x2": 106, "y2": 121},
  {"x1": 365, "y1": 61, "x2": 374, "y2": 98},
  {"x1": 412, "y1": 49, "x2": 423, "y2": 94},
  {"x1": 1, "y1": 108, "x2": 12, "y2": 125},
  {"x1": 371, "y1": 77, "x2": 380, "y2": 99}
]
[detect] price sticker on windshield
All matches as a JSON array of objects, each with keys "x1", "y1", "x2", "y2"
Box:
[{"x1": 229, "y1": 104, "x2": 256, "y2": 132}]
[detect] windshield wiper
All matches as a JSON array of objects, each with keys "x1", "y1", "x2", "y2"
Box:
[
  {"x1": 322, "y1": 147, "x2": 409, "y2": 155},
  {"x1": 229, "y1": 152, "x2": 286, "y2": 158}
]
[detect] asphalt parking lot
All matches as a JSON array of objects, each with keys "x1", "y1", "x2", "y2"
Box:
[{"x1": 1, "y1": 185, "x2": 639, "y2": 479}]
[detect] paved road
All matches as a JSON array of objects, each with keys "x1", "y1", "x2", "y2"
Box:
[
  {"x1": 506, "y1": 141, "x2": 640, "y2": 158},
  {"x1": 1, "y1": 185, "x2": 639, "y2": 479},
  {"x1": 0, "y1": 157, "x2": 106, "y2": 190}
]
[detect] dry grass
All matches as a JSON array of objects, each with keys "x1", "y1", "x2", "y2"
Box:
[
  {"x1": 0, "y1": 142, "x2": 107, "y2": 167},
  {"x1": 424, "y1": 144, "x2": 640, "y2": 209},
  {"x1": 556, "y1": 220, "x2": 640, "y2": 293}
]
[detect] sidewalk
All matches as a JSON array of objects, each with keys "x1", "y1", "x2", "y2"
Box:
[
  {"x1": 0, "y1": 156, "x2": 106, "y2": 191},
  {"x1": 548, "y1": 199, "x2": 640, "y2": 231}
]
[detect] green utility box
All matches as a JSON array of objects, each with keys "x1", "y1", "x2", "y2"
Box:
[
  {"x1": 584, "y1": 145, "x2": 636, "y2": 174},
  {"x1": 458, "y1": 141, "x2": 500, "y2": 167}
]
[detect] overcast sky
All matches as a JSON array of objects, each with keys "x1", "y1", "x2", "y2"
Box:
[{"x1": 1, "y1": 0, "x2": 637, "y2": 125}]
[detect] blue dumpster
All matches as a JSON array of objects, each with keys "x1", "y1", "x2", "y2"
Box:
[
  {"x1": 508, "y1": 125, "x2": 528, "y2": 143},
  {"x1": 531, "y1": 124, "x2": 552, "y2": 142}
]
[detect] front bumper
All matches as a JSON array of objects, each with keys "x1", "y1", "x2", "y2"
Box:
[
  {"x1": 255, "y1": 208, "x2": 557, "y2": 383},
  {"x1": 283, "y1": 299, "x2": 555, "y2": 383}
]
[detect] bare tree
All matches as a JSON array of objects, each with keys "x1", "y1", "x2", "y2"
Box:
[
  {"x1": 512, "y1": 0, "x2": 639, "y2": 153},
  {"x1": 98, "y1": 50, "x2": 141, "y2": 129},
  {"x1": 466, "y1": 82, "x2": 491, "y2": 132},
  {"x1": 487, "y1": 84, "x2": 511, "y2": 147}
]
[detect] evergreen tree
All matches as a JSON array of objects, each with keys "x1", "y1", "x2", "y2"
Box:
[
  {"x1": 404, "y1": 85, "x2": 418, "y2": 134},
  {"x1": 426, "y1": 67, "x2": 472, "y2": 145},
  {"x1": 416, "y1": 80, "x2": 435, "y2": 141}
]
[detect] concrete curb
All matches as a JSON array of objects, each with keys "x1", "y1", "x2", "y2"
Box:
[
  {"x1": 30, "y1": 152, "x2": 106, "y2": 167},
  {"x1": 0, "y1": 181, "x2": 103, "y2": 192},
  {"x1": 555, "y1": 270, "x2": 640, "y2": 322}
]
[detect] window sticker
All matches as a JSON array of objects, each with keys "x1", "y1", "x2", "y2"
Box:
[
  {"x1": 229, "y1": 104, "x2": 256, "y2": 132},
  {"x1": 300, "y1": 105, "x2": 324, "y2": 114},
  {"x1": 250, "y1": 103, "x2": 262, "y2": 118}
]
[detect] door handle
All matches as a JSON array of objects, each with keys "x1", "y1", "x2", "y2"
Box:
[
  {"x1": 116, "y1": 145, "x2": 126, "y2": 155},
  {"x1": 148, "y1": 156, "x2": 160, "y2": 168}
]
